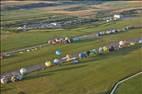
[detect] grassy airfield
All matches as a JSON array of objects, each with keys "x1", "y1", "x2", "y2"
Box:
[
  {"x1": 115, "y1": 75, "x2": 142, "y2": 94},
  {"x1": 1, "y1": 1, "x2": 142, "y2": 94}
]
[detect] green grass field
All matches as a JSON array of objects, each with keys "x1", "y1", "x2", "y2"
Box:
[
  {"x1": 1, "y1": 28, "x2": 142, "y2": 73},
  {"x1": 1, "y1": 16, "x2": 142, "y2": 51},
  {"x1": 115, "y1": 75, "x2": 142, "y2": 94},
  {"x1": 1, "y1": 46, "x2": 141, "y2": 94},
  {"x1": 1, "y1": 1, "x2": 142, "y2": 94}
]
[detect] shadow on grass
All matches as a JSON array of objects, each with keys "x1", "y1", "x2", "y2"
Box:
[
  {"x1": 1, "y1": 86, "x2": 14, "y2": 92},
  {"x1": 24, "y1": 64, "x2": 87, "y2": 81},
  {"x1": 96, "y1": 91, "x2": 108, "y2": 94}
]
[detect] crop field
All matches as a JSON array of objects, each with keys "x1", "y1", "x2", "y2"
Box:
[{"x1": 0, "y1": 1, "x2": 142, "y2": 94}]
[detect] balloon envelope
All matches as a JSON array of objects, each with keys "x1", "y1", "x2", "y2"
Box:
[
  {"x1": 130, "y1": 42, "x2": 135, "y2": 46},
  {"x1": 55, "y1": 49, "x2": 62, "y2": 55},
  {"x1": 20, "y1": 68, "x2": 27, "y2": 75},
  {"x1": 72, "y1": 60, "x2": 79, "y2": 64},
  {"x1": 16, "y1": 74, "x2": 23, "y2": 80},
  {"x1": 1, "y1": 78, "x2": 8, "y2": 84},
  {"x1": 45, "y1": 61, "x2": 52, "y2": 67},
  {"x1": 138, "y1": 40, "x2": 142, "y2": 43},
  {"x1": 103, "y1": 46, "x2": 109, "y2": 53},
  {"x1": 53, "y1": 59, "x2": 60, "y2": 64},
  {"x1": 119, "y1": 41, "x2": 124, "y2": 45}
]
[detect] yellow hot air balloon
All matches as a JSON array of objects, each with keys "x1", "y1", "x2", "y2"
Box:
[
  {"x1": 103, "y1": 46, "x2": 109, "y2": 53},
  {"x1": 45, "y1": 61, "x2": 52, "y2": 67},
  {"x1": 130, "y1": 42, "x2": 135, "y2": 46},
  {"x1": 66, "y1": 54, "x2": 72, "y2": 62}
]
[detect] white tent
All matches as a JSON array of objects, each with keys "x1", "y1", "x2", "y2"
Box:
[{"x1": 113, "y1": 14, "x2": 121, "y2": 20}]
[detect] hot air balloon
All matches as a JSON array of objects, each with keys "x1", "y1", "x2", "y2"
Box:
[
  {"x1": 55, "y1": 49, "x2": 62, "y2": 56},
  {"x1": 45, "y1": 61, "x2": 52, "y2": 67},
  {"x1": 20, "y1": 68, "x2": 27, "y2": 75}
]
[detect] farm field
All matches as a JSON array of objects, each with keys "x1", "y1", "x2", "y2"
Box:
[{"x1": 0, "y1": 1, "x2": 142, "y2": 94}]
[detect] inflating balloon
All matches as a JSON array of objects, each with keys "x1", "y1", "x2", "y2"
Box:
[
  {"x1": 130, "y1": 42, "x2": 135, "y2": 46},
  {"x1": 53, "y1": 59, "x2": 60, "y2": 64},
  {"x1": 45, "y1": 61, "x2": 52, "y2": 67},
  {"x1": 103, "y1": 46, "x2": 109, "y2": 53},
  {"x1": 119, "y1": 41, "x2": 124, "y2": 46},
  {"x1": 138, "y1": 39, "x2": 142, "y2": 43},
  {"x1": 78, "y1": 53, "x2": 87, "y2": 58},
  {"x1": 72, "y1": 60, "x2": 79, "y2": 64},
  {"x1": 16, "y1": 74, "x2": 23, "y2": 80},
  {"x1": 1, "y1": 78, "x2": 8, "y2": 84},
  {"x1": 55, "y1": 49, "x2": 62, "y2": 55},
  {"x1": 11, "y1": 76, "x2": 17, "y2": 82},
  {"x1": 20, "y1": 68, "x2": 27, "y2": 75}
]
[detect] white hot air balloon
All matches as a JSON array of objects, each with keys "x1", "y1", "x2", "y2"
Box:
[
  {"x1": 53, "y1": 59, "x2": 60, "y2": 64},
  {"x1": 20, "y1": 68, "x2": 27, "y2": 75},
  {"x1": 26, "y1": 49, "x2": 30, "y2": 52},
  {"x1": 119, "y1": 41, "x2": 124, "y2": 46},
  {"x1": 45, "y1": 61, "x2": 52, "y2": 67},
  {"x1": 138, "y1": 39, "x2": 142, "y2": 43},
  {"x1": 1, "y1": 77, "x2": 8, "y2": 84}
]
